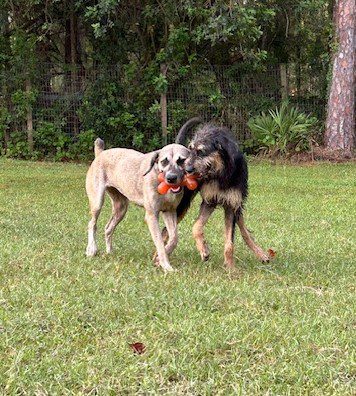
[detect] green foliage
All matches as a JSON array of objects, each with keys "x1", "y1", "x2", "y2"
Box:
[
  {"x1": 34, "y1": 122, "x2": 71, "y2": 161},
  {"x1": 68, "y1": 129, "x2": 97, "y2": 161},
  {"x1": 152, "y1": 73, "x2": 168, "y2": 94},
  {"x1": 0, "y1": 106, "x2": 11, "y2": 141},
  {"x1": 3, "y1": 123, "x2": 97, "y2": 161},
  {"x1": 0, "y1": 0, "x2": 333, "y2": 159},
  {"x1": 248, "y1": 103, "x2": 319, "y2": 156},
  {"x1": 3, "y1": 131, "x2": 32, "y2": 159}
]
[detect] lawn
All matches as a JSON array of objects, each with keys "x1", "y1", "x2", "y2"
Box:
[{"x1": 0, "y1": 158, "x2": 355, "y2": 395}]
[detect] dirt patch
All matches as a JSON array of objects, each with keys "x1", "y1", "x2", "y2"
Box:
[
  {"x1": 250, "y1": 146, "x2": 355, "y2": 165},
  {"x1": 290, "y1": 147, "x2": 355, "y2": 164}
]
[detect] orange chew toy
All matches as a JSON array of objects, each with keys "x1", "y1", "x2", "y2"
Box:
[
  {"x1": 157, "y1": 181, "x2": 171, "y2": 194},
  {"x1": 184, "y1": 175, "x2": 198, "y2": 190},
  {"x1": 157, "y1": 172, "x2": 198, "y2": 194}
]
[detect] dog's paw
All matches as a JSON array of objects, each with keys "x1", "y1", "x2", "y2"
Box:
[
  {"x1": 162, "y1": 264, "x2": 175, "y2": 273},
  {"x1": 260, "y1": 249, "x2": 276, "y2": 263},
  {"x1": 200, "y1": 245, "x2": 210, "y2": 262},
  {"x1": 86, "y1": 245, "x2": 98, "y2": 257},
  {"x1": 256, "y1": 249, "x2": 273, "y2": 263}
]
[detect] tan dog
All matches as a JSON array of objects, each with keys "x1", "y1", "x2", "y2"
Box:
[{"x1": 85, "y1": 138, "x2": 190, "y2": 272}]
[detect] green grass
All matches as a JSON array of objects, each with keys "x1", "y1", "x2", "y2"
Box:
[{"x1": 0, "y1": 158, "x2": 355, "y2": 395}]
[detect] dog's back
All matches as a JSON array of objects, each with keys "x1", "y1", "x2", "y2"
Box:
[{"x1": 88, "y1": 144, "x2": 146, "y2": 206}]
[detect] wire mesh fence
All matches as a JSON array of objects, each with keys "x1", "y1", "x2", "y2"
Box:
[
  {"x1": 167, "y1": 64, "x2": 326, "y2": 143},
  {"x1": 167, "y1": 65, "x2": 281, "y2": 143},
  {"x1": 1, "y1": 63, "x2": 326, "y2": 151}
]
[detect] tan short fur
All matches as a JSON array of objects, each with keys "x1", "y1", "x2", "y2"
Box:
[{"x1": 85, "y1": 139, "x2": 190, "y2": 272}]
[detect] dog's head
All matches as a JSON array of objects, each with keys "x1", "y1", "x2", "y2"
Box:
[
  {"x1": 183, "y1": 125, "x2": 233, "y2": 181},
  {"x1": 144, "y1": 144, "x2": 190, "y2": 193}
]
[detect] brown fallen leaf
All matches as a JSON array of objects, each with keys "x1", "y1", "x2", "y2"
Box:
[
  {"x1": 268, "y1": 248, "x2": 276, "y2": 258},
  {"x1": 129, "y1": 342, "x2": 146, "y2": 354}
]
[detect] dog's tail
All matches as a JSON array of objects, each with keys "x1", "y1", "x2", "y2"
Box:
[
  {"x1": 175, "y1": 117, "x2": 202, "y2": 145},
  {"x1": 94, "y1": 138, "x2": 105, "y2": 157}
]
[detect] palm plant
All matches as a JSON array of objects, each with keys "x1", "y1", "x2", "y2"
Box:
[{"x1": 248, "y1": 102, "x2": 319, "y2": 156}]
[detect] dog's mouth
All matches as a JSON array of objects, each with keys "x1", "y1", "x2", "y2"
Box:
[{"x1": 170, "y1": 186, "x2": 182, "y2": 194}]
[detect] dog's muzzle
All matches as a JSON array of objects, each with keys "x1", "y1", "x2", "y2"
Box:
[{"x1": 165, "y1": 172, "x2": 183, "y2": 193}]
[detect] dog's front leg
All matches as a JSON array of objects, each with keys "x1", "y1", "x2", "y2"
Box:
[{"x1": 145, "y1": 210, "x2": 174, "y2": 272}]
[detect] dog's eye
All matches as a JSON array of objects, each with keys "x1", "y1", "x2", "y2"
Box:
[
  {"x1": 196, "y1": 149, "x2": 204, "y2": 157},
  {"x1": 176, "y1": 157, "x2": 186, "y2": 166},
  {"x1": 160, "y1": 158, "x2": 169, "y2": 167}
]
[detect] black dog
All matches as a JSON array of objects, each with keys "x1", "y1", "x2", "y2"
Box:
[{"x1": 175, "y1": 118, "x2": 270, "y2": 268}]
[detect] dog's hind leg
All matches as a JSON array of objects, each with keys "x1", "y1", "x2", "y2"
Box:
[
  {"x1": 237, "y1": 213, "x2": 270, "y2": 262},
  {"x1": 105, "y1": 187, "x2": 129, "y2": 254},
  {"x1": 86, "y1": 183, "x2": 105, "y2": 257},
  {"x1": 192, "y1": 201, "x2": 215, "y2": 262},
  {"x1": 224, "y1": 207, "x2": 236, "y2": 268},
  {"x1": 162, "y1": 211, "x2": 178, "y2": 256}
]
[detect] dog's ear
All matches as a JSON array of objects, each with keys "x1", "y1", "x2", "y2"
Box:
[
  {"x1": 214, "y1": 138, "x2": 235, "y2": 168},
  {"x1": 213, "y1": 139, "x2": 225, "y2": 156},
  {"x1": 214, "y1": 137, "x2": 239, "y2": 173},
  {"x1": 143, "y1": 151, "x2": 160, "y2": 176}
]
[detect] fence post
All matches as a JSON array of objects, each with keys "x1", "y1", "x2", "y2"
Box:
[
  {"x1": 160, "y1": 64, "x2": 168, "y2": 145},
  {"x1": 280, "y1": 63, "x2": 288, "y2": 100},
  {"x1": 1, "y1": 75, "x2": 10, "y2": 151},
  {"x1": 26, "y1": 79, "x2": 34, "y2": 152}
]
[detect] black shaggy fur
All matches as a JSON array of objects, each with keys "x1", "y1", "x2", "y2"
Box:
[
  {"x1": 175, "y1": 119, "x2": 248, "y2": 216},
  {"x1": 173, "y1": 118, "x2": 269, "y2": 267}
]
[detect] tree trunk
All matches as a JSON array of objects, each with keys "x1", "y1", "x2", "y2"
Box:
[
  {"x1": 26, "y1": 79, "x2": 34, "y2": 152},
  {"x1": 70, "y1": 9, "x2": 79, "y2": 134},
  {"x1": 160, "y1": 64, "x2": 168, "y2": 146},
  {"x1": 1, "y1": 17, "x2": 11, "y2": 150},
  {"x1": 280, "y1": 64, "x2": 288, "y2": 100},
  {"x1": 64, "y1": 2, "x2": 81, "y2": 135},
  {"x1": 325, "y1": 0, "x2": 355, "y2": 156}
]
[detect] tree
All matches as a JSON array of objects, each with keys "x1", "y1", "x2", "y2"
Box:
[{"x1": 325, "y1": 0, "x2": 355, "y2": 156}]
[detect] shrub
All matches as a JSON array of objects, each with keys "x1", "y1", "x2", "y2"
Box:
[
  {"x1": 5, "y1": 131, "x2": 34, "y2": 159},
  {"x1": 68, "y1": 129, "x2": 97, "y2": 161},
  {"x1": 247, "y1": 102, "x2": 319, "y2": 156},
  {"x1": 0, "y1": 106, "x2": 11, "y2": 143},
  {"x1": 3, "y1": 123, "x2": 98, "y2": 161},
  {"x1": 34, "y1": 122, "x2": 71, "y2": 160}
]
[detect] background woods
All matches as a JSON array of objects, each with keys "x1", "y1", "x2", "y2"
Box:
[{"x1": 0, "y1": 0, "x2": 354, "y2": 159}]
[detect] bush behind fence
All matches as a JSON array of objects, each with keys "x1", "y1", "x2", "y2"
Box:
[{"x1": 0, "y1": 63, "x2": 326, "y2": 159}]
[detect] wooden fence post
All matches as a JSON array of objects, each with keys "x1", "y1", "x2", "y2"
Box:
[
  {"x1": 1, "y1": 78, "x2": 10, "y2": 151},
  {"x1": 26, "y1": 79, "x2": 34, "y2": 152},
  {"x1": 280, "y1": 63, "x2": 288, "y2": 100},
  {"x1": 160, "y1": 64, "x2": 168, "y2": 145}
]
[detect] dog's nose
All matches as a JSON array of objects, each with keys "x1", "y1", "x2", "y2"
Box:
[
  {"x1": 185, "y1": 164, "x2": 195, "y2": 174},
  {"x1": 166, "y1": 173, "x2": 178, "y2": 184}
]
